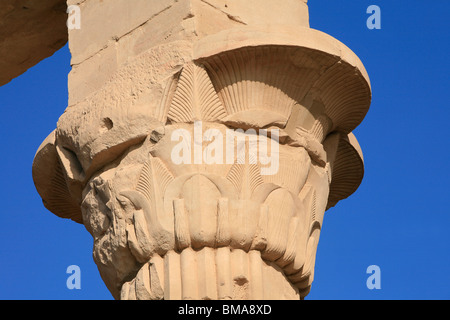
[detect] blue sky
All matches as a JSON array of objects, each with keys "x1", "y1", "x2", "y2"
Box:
[{"x1": 0, "y1": 0, "x2": 448, "y2": 300}]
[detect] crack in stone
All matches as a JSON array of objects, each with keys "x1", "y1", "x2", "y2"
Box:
[
  {"x1": 71, "y1": 2, "x2": 176, "y2": 66},
  {"x1": 199, "y1": 0, "x2": 247, "y2": 25}
]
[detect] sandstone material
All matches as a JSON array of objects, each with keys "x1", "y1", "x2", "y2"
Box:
[
  {"x1": 67, "y1": 0, "x2": 309, "y2": 66},
  {"x1": 0, "y1": 0, "x2": 67, "y2": 86},
  {"x1": 32, "y1": 0, "x2": 371, "y2": 300}
]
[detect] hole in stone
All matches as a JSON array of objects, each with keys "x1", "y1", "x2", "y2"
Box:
[
  {"x1": 234, "y1": 276, "x2": 249, "y2": 286},
  {"x1": 100, "y1": 117, "x2": 113, "y2": 133}
]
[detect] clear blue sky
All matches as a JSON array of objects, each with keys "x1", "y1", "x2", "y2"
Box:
[{"x1": 0, "y1": 0, "x2": 448, "y2": 300}]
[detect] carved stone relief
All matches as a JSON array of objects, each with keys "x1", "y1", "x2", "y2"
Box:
[{"x1": 32, "y1": 5, "x2": 371, "y2": 300}]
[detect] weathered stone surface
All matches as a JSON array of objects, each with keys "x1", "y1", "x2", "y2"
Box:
[
  {"x1": 67, "y1": 0, "x2": 309, "y2": 66},
  {"x1": 32, "y1": 0, "x2": 371, "y2": 300},
  {"x1": 0, "y1": 0, "x2": 67, "y2": 86}
]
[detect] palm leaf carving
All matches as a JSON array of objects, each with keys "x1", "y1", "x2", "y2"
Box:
[
  {"x1": 168, "y1": 62, "x2": 227, "y2": 123},
  {"x1": 121, "y1": 156, "x2": 175, "y2": 254},
  {"x1": 226, "y1": 145, "x2": 263, "y2": 200}
]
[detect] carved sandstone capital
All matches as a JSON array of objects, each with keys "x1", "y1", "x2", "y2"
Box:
[{"x1": 32, "y1": 1, "x2": 371, "y2": 300}]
